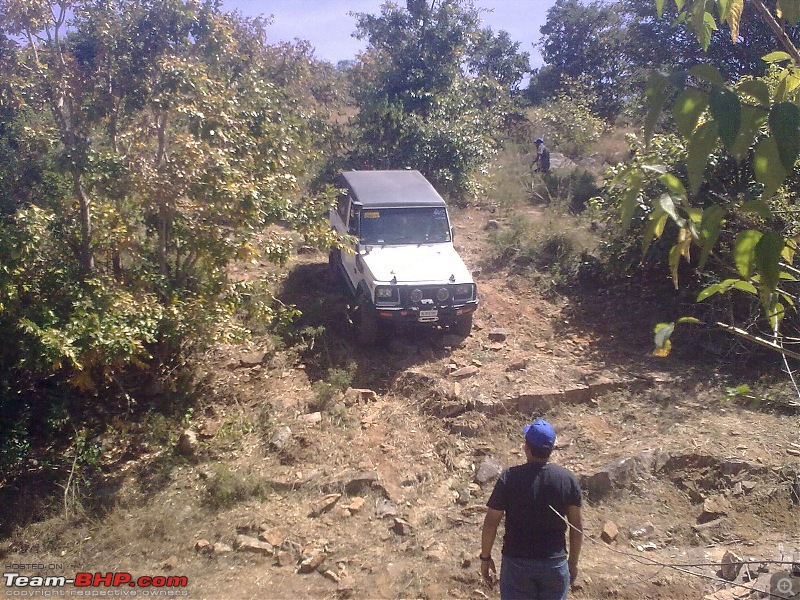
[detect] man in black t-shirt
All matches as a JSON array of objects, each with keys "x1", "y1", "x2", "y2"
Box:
[
  {"x1": 480, "y1": 419, "x2": 583, "y2": 599},
  {"x1": 533, "y1": 138, "x2": 551, "y2": 173}
]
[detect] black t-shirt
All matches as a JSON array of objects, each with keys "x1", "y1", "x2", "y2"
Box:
[{"x1": 486, "y1": 462, "x2": 582, "y2": 560}]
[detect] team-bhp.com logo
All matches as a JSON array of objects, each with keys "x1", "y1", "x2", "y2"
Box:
[{"x1": 4, "y1": 572, "x2": 189, "y2": 596}]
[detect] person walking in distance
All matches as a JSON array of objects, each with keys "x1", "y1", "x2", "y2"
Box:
[
  {"x1": 480, "y1": 419, "x2": 583, "y2": 599},
  {"x1": 533, "y1": 138, "x2": 550, "y2": 173}
]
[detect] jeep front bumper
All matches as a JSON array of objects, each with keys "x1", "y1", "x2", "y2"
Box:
[{"x1": 372, "y1": 301, "x2": 478, "y2": 325}]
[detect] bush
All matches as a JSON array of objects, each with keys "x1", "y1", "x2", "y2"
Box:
[
  {"x1": 526, "y1": 90, "x2": 607, "y2": 159},
  {"x1": 534, "y1": 169, "x2": 600, "y2": 213},
  {"x1": 489, "y1": 212, "x2": 598, "y2": 284},
  {"x1": 203, "y1": 465, "x2": 271, "y2": 510}
]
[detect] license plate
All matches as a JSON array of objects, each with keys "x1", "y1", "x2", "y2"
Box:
[{"x1": 419, "y1": 309, "x2": 438, "y2": 321}]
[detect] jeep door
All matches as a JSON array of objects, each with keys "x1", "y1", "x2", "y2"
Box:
[{"x1": 340, "y1": 201, "x2": 361, "y2": 295}]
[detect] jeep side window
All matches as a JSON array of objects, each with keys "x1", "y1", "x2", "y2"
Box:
[
  {"x1": 336, "y1": 194, "x2": 349, "y2": 221},
  {"x1": 348, "y1": 204, "x2": 360, "y2": 237}
]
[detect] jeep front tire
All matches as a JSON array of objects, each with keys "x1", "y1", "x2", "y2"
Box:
[
  {"x1": 355, "y1": 293, "x2": 378, "y2": 346},
  {"x1": 452, "y1": 313, "x2": 473, "y2": 337}
]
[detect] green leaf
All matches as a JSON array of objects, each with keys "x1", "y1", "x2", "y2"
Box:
[
  {"x1": 687, "y1": 121, "x2": 719, "y2": 193},
  {"x1": 733, "y1": 230, "x2": 762, "y2": 278},
  {"x1": 642, "y1": 205, "x2": 668, "y2": 256},
  {"x1": 754, "y1": 136, "x2": 787, "y2": 200},
  {"x1": 717, "y1": 0, "x2": 733, "y2": 20},
  {"x1": 709, "y1": 86, "x2": 740, "y2": 150},
  {"x1": 777, "y1": 0, "x2": 800, "y2": 24},
  {"x1": 732, "y1": 280, "x2": 758, "y2": 294},
  {"x1": 741, "y1": 198, "x2": 771, "y2": 219},
  {"x1": 773, "y1": 73, "x2": 800, "y2": 104},
  {"x1": 730, "y1": 105, "x2": 768, "y2": 161},
  {"x1": 736, "y1": 80, "x2": 770, "y2": 107},
  {"x1": 699, "y1": 204, "x2": 725, "y2": 269},
  {"x1": 653, "y1": 321, "x2": 675, "y2": 350},
  {"x1": 659, "y1": 173, "x2": 687, "y2": 196},
  {"x1": 677, "y1": 316, "x2": 702, "y2": 324},
  {"x1": 620, "y1": 172, "x2": 644, "y2": 231},
  {"x1": 754, "y1": 230, "x2": 785, "y2": 295},
  {"x1": 769, "y1": 102, "x2": 800, "y2": 172},
  {"x1": 645, "y1": 72, "x2": 671, "y2": 146},
  {"x1": 656, "y1": 0, "x2": 665, "y2": 18},
  {"x1": 762, "y1": 51, "x2": 794, "y2": 63},
  {"x1": 657, "y1": 192, "x2": 686, "y2": 226},
  {"x1": 689, "y1": 64, "x2": 726, "y2": 86},
  {"x1": 697, "y1": 279, "x2": 735, "y2": 301},
  {"x1": 673, "y1": 89, "x2": 709, "y2": 138}
]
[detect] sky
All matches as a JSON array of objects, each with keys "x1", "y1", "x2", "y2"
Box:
[{"x1": 222, "y1": 1, "x2": 557, "y2": 69}]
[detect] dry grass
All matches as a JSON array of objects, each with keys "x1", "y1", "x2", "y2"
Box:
[{"x1": 594, "y1": 126, "x2": 635, "y2": 166}]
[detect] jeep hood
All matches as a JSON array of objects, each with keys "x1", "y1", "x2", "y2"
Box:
[{"x1": 361, "y1": 244, "x2": 473, "y2": 284}]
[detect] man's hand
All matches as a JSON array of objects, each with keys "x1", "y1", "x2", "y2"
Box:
[
  {"x1": 480, "y1": 557, "x2": 497, "y2": 586},
  {"x1": 569, "y1": 561, "x2": 579, "y2": 586}
]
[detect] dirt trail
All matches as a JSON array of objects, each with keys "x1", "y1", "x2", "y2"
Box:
[{"x1": 2, "y1": 207, "x2": 799, "y2": 600}]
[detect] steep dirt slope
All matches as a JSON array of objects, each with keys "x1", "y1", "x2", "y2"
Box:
[{"x1": 2, "y1": 207, "x2": 799, "y2": 600}]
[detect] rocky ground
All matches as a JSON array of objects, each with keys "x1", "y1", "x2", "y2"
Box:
[{"x1": 2, "y1": 207, "x2": 800, "y2": 600}]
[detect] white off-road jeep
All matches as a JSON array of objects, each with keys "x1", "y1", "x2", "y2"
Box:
[{"x1": 329, "y1": 170, "x2": 478, "y2": 345}]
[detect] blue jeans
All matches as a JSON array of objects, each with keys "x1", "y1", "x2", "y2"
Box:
[{"x1": 500, "y1": 555, "x2": 569, "y2": 600}]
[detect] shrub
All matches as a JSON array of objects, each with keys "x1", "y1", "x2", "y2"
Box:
[
  {"x1": 204, "y1": 465, "x2": 271, "y2": 510},
  {"x1": 526, "y1": 86, "x2": 607, "y2": 159}
]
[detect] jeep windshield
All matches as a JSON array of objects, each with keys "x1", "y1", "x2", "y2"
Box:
[{"x1": 358, "y1": 207, "x2": 451, "y2": 245}]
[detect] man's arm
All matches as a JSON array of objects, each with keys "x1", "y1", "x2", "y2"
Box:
[
  {"x1": 566, "y1": 504, "x2": 583, "y2": 585},
  {"x1": 480, "y1": 508, "x2": 504, "y2": 584}
]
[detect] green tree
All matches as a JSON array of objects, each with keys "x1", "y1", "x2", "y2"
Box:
[
  {"x1": 611, "y1": 0, "x2": 800, "y2": 361},
  {"x1": 468, "y1": 27, "x2": 530, "y2": 93},
  {"x1": 349, "y1": 0, "x2": 518, "y2": 197},
  {"x1": 0, "y1": 0, "x2": 335, "y2": 479},
  {"x1": 536, "y1": 0, "x2": 629, "y2": 119}
]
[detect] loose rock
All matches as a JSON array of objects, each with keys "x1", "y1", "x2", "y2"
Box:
[
  {"x1": 311, "y1": 493, "x2": 341, "y2": 517},
  {"x1": 391, "y1": 517, "x2": 413, "y2": 536},
  {"x1": 211, "y1": 542, "x2": 233, "y2": 555},
  {"x1": 475, "y1": 457, "x2": 504, "y2": 485},
  {"x1": 487, "y1": 329, "x2": 509, "y2": 342},
  {"x1": 451, "y1": 365, "x2": 479, "y2": 379},
  {"x1": 376, "y1": 498, "x2": 399, "y2": 519},
  {"x1": 177, "y1": 430, "x2": 198, "y2": 456},
  {"x1": 298, "y1": 548, "x2": 326, "y2": 573},
  {"x1": 701, "y1": 495, "x2": 731, "y2": 521},
  {"x1": 601, "y1": 521, "x2": 619, "y2": 544},
  {"x1": 234, "y1": 535, "x2": 273, "y2": 556},
  {"x1": 347, "y1": 497, "x2": 366, "y2": 513},
  {"x1": 721, "y1": 550, "x2": 743, "y2": 581},
  {"x1": 259, "y1": 528, "x2": 287, "y2": 547},
  {"x1": 269, "y1": 426, "x2": 292, "y2": 450}
]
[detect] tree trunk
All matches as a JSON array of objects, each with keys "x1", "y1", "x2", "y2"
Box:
[{"x1": 72, "y1": 167, "x2": 95, "y2": 275}]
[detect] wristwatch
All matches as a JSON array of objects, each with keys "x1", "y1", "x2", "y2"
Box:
[{"x1": 479, "y1": 555, "x2": 492, "y2": 561}]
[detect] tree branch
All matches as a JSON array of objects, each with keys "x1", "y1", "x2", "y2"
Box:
[{"x1": 751, "y1": 0, "x2": 800, "y2": 66}]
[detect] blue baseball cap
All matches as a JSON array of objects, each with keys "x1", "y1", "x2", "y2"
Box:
[
  {"x1": 522, "y1": 419, "x2": 556, "y2": 448},
  {"x1": 534, "y1": 138, "x2": 544, "y2": 144}
]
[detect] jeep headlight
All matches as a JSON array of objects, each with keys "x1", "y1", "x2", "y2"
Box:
[
  {"x1": 453, "y1": 284, "x2": 475, "y2": 301},
  {"x1": 436, "y1": 287, "x2": 449, "y2": 301},
  {"x1": 375, "y1": 286, "x2": 398, "y2": 305},
  {"x1": 410, "y1": 288, "x2": 423, "y2": 303}
]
